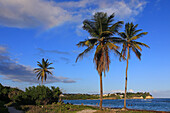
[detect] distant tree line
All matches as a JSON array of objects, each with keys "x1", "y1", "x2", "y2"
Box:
[
  {"x1": 62, "y1": 92, "x2": 152, "y2": 100},
  {"x1": 62, "y1": 94, "x2": 99, "y2": 100}
]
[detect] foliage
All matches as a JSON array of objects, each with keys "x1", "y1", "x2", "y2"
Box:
[
  {"x1": 19, "y1": 102, "x2": 97, "y2": 113},
  {"x1": 0, "y1": 83, "x2": 62, "y2": 106},
  {"x1": 0, "y1": 101, "x2": 9, "y2": 113},
  {"x1": 19, "y1": 103, "x2": 155, "y2": 113},
  {"x1": 76, "y1": 12, "x2": 124, "y2": 76},
  {"x1": 15, "y1": 85, "x2": 62, "y2": 105},
  {"x1": 126, "y1": 92, "x2": 151, "y2": 99},
  {"x1": 62, "y1": 92, "x2": 152, "y2": 100},
  {"x1": 34, "y1": 58, "x2": 54, "y2": 84},
  {"x1": 0, "y1": 83, "x2": 22, "y2": 103},
  {"x1": 62, "y1": 94, "x2": 99, "y2": 100},
  {"x1": 119, "y1": 22, "x2": 149, "y2": 61}
]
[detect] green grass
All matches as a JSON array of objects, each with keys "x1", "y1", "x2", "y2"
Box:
[
  {"x1": 19, "y1": 102, "x2": 98, "y2": 113},
  {"x1": 94, "y1": 108, "x2": 156, "y2": 113}
]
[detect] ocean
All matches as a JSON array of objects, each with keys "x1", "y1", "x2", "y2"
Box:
[{"x1": 64, "y1": 98, "x2": 170, "y2": 112}]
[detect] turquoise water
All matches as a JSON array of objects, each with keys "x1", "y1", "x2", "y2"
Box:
[{"x1": 64, "y1": 98, "x2": 170, "y2": 112}]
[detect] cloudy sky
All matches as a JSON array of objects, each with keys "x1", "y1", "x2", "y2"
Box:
[{"x1": 0, "y1": 0, "x2": 170, "y2": 98}]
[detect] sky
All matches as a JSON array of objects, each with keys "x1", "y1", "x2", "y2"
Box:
[{"x1": 0, "y1": 0, "x2": 170, "y2": 98}]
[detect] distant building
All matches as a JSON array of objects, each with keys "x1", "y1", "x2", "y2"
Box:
[
  {"x1": 103, "y1": 93, "x2": 111, "y2": 97},
  {"x1": 146, "y1": 96, "x2": 154, "y2": 99},
  {"x1": 59, "y1": 94, "x2": 64, "y2": 97},
  {"x1": 119, "y1": 95, "x2": 123, "y2": 98},
  {"x1": 133, "y1": 96, "x2": 143, "y2": 99}
]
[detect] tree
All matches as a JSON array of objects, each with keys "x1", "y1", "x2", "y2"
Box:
[
  {"x1": 76, "y1": 12, "x2": 124, "y2": 110},
  {"x1": 34, "y1": 58, "x2": 54, "y2": 84},
  {"x1": 119, "y1": 22, "x2": 149, "y2": 109}
]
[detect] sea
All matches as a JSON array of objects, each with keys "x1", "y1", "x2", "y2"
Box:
[{"x1": 64, "y1": 98, "x2": 170, "y2": 112}]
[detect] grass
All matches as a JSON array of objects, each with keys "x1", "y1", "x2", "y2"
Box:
[
  {"x1": 94, "y1": 108, "x2": 159, "y2": 113},
  {"x1": 19, "y1": 102, "x2": 98, "y2": 113},
  {"x1": 18, "y1": 103, "x2": 162, "y2": 113}
]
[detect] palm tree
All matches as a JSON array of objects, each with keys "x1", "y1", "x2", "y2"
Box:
[
  {"x1": 34, "y1": 58, "x2": 54, "y2": 84},
  {"x1": 76, "y1": 12, "x2": 124, "y2": 110},
  {"x1": 119, "y1": 22, "x2": 150, "y2": 109}
]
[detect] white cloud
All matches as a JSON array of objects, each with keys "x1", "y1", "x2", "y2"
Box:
[
  {"x1": 0, "y1": 0, "x2": 72, "y2": 29},
  {"x1": 0, "y1": 0, "x2": 147, "y2": 29},
  {"x1": 95, "y1": 0, "x2": 147, "y2": 20}
]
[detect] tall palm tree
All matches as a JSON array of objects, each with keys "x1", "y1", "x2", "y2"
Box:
[
  {"x1": 76, "y1": 12, "x2": 124, "y2": 110},
  {"x1": 34, "y1": 58, "x2": 54, "y2": 84},
  {"x1": 119, "y1": 22, "x2": 150, "y2": 109}
]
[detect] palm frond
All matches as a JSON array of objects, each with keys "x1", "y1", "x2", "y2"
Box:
[
  {"x1": 83, "y1": 20, "x2": 99, "y2": 37},
  {"x1": 130, "y1": 32, "x2": 148, "y2": 40},
  {"x1": 77, "y1": 38, "x2": 98, "y2": 47},
  {"x1": 33, "y1": 68, "x2": 42, "y2": 71},
  {"x1": 106, "y1": 42, "x2": 119, "y2": 50},
  {"x1": 46, "y1": 70, "x2": 53, "y2": 75},
  {"x1": 47, "y1": 67, "x2": 54, "y2": 69},
  {"x1": 132, "y1": 47, "x2": 141, "y2": 60},
  {"x1": 133, "y1": 41, "x2": 150, "y2": 48},
  {"x1": 118, "y1": 32, "x2": 127, "y2": 39},
  {"x1": 133, "y1": 43, "x2": 142, "y2": 51},
  {"x1": 36, "y1": 71, "x2": 42, "y2": 77},
  {"x1": 107, "y1": 13, "x2": 114, "y2": 24},
  {"x1": 76, "y1": 45, "x2": 94, "y2": 62},
  {"x1": 110, "y1": 21, "x2": 124, "y2": 34}
]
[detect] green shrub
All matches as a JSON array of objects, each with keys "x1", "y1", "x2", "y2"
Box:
[{"x1": 15, "y1": 85, "x2": 62, "y2": 105}]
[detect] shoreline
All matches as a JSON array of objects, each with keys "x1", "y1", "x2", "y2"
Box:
[
  {"x1": 65, "y1": 98, "x2": 154, "y2": 100},
  {"x1": 82, "y1": 104, "x2": 170, "y2": 113}
]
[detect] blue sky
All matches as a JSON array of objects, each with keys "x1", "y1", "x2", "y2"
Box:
[{"x1": 0, "y1": 0, "x2": 170, "y2": 98}]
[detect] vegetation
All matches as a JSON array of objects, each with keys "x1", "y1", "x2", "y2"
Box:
[
  {"x1": 0, "y1": 101, "x2": 9, "y2": 113},
  {"x1": 62, "y1": 92, "x2": 152, "y2": 100},
  {"x1": 19, "y1": 102, "x2": 97, "y2": 113},
  {"x1": 94, "y1": 109, "x2": 155, "y2": 113},
  {"x1": 119, "y1": 22, "x2": 149, "y2": 109},
  {"x1": 18, "y1": 103, "x2": 156, "y2": 113},
  {"x1": 0, "y1": 83, "x2": 62, "y2": 107},
  {"x1": 76, "y1": 12, "x2": 124, "y2": 110},
  {"x1": 0, "y1": 83, "x2": 23, "y2": 103},
  {"x1": 15, "y1": 85, "x2": 62, "y2": 105},
  {"x1": 34, "y1": 58, "x2": 54, "y2": 84},
  {"x1": 62, "y1": 94, "x2": 99, "y2": 100}
]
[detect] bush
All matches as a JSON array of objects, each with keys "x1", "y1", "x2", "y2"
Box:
[
  {"x1": 15, "y1": 85, "x2": 62, "y2": 105},
  {"x1": 0, "y1": 101, "x2": 9, "y2": 113}
]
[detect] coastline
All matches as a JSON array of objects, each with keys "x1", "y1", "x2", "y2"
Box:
[
  {"x1": 81, "y1": 104, "x2": 170, "y2": 113},
  {"x1": 64, "y1": 98, "x2": 170, "y2": 112}
]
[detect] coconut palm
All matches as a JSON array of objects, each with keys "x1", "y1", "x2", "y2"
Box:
[
  {"x1": 76, "y1": 12, "x2": 124, "y2": 110},
  {"x1": 119, "y1": 22, "x2": 150, "y2": 109},
  {"x1": 34, "y1": 58, "x2": 54, "y2": 84}
]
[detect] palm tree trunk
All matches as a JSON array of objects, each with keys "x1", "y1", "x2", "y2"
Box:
[
  {"x1": 124, "y1": 46, "x2": 129, "y2": 109},
  {"x1": 99, "y1": 73, "x2": 103, "y2": 110}
]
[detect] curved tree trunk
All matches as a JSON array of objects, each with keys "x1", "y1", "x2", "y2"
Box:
[
  {"x1": 124, "y1": 47, "x2": 129, "y2": 109},
  {"x1": 99, "y1": 73, "x2": 103, "y2": 110}
]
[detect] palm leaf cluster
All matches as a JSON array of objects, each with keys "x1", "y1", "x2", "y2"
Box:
[
  {"x1": 76, "y1": 12, "x2": 124, "y2": 76},
  {"x1": 119, "y1": 22, "x2": 150, "y2": 61},
  {"x1": 34, "y1": 58, "x2": 54, "y2": 84}
]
